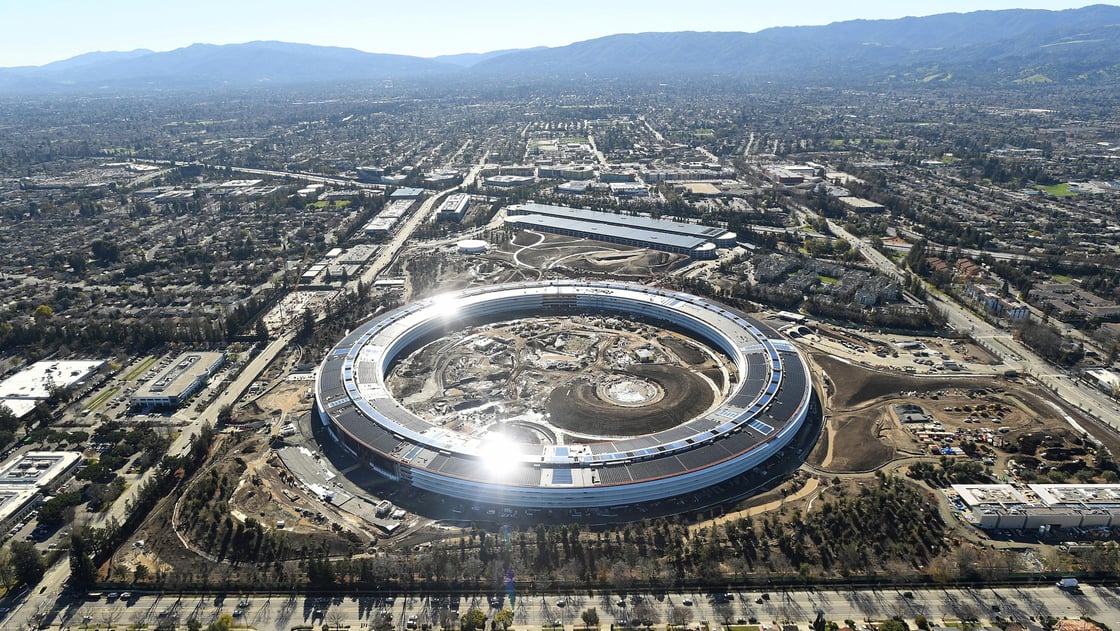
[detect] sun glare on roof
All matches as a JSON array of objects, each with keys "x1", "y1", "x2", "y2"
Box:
[
  {"x1": 479, "y1": 433, "x2": 518, "y2": 479},
  {"x1": 430, "y1": 292, "x2": 460, "y2": 318}
]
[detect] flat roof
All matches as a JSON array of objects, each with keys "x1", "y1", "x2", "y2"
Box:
[
  {"x1": 1031, "y1": 484, "x2": 1120, "y2": 506},
  {"x1": 0, "y1": 360, "x2": 105, "y2": 401},
  {"x1": 389, "y1": 187, "x2": 424, "y2": 197},
  {"x1": 507, "y1": 214, "x2": 711, "y2": 250},
  {"x1": 953, "y1": 484, "x2": 1029, "y2": 506},
  {"x1": 0, "y1": 488, "x2": 39, "y2": 525},
  {"x1": 510, "y1": 202, "x2": 733, "y2": 241},
  {"x1": 133, "y1": 352, "x2": 225, "y2": 400},
  {"x1": 0, "y1": 451, "x2": 83, "y2": 488}
]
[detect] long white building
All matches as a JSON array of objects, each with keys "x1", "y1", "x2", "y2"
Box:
[{"x1": 954, "y1": 483, "x2": 1120, "y2": 530}]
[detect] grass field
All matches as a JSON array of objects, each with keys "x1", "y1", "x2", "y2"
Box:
[
  {"x1": 1052, "y1": 273, "x2": 1074, "y2": 282},
  {"x1": 1037, "y1": 182, "x2": 1078, "y2": 197},
  {"x1": 559, "y1": 137, "x2": 587, "y2": 144},
  {"x1": 123, "y1": 356, "x2": 158, "y2": 381},
  {"x1": 309, "y1": 200, "x2": 350, "y2": 208},
  {"x1": 818, "y1": 274, "x2": 839, "y2": 285}
]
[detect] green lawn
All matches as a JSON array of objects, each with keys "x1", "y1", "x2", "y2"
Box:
[
  {"x1": 1052, "y1": 273, "x2": 1074, "y2": 282},
  {"x1": 309, "y1": 200, "x2": 350, "y2": 208},
  {"x1": 818, "y1": 274, "x2": 840, "y2": 285},
  {"x1": 727, "y1": 626, "x2": 761, "y2": 631},
  {"x1": 559, "y1": 137, "x2": 588, "y2": 144},
  {"x1": 1037, "y1": 182, "x2": 1078, "y2": 197}
]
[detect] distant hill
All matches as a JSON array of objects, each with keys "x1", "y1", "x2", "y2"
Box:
[
  {"x1": 433, "y1": 47, "x2": 544, "y2": 68},
  {"x1": 0, "y1": 41, "x2": 454, "y2": 91},
  {"x1": 469, "y1": 4, "x2": 1120, "y2": 84},
  {"x1": 3, "y1": 5, "x2": 1120, "y2": 92}
]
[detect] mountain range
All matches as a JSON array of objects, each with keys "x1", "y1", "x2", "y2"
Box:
[{"x1": 3, "y1": 4, "x2": 1120, "y2": 92}]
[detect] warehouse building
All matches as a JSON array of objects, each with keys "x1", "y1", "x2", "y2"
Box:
[
  {"x1": 953, "y1": 483, "x2": 1120, "y2": 530},
  {"x1": 0, "y1": 359, "x2": 105, "y2": 419},
  {"x1": 507, "y1": 203, "x2": 737, "y2": 248},
  {"x1": 505, "y1": 214, "x2": 718, "y2": 259},
  {"x1": 130, "y1": 352, "x2": 226, "y2": 409}
]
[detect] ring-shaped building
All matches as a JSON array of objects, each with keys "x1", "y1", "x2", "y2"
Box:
[{"x1": 314, "y1": 280, "x2": 813, "y2": 509}]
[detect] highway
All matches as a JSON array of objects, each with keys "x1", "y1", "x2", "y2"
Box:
[
  {"x1": 820, "y1": 213, "x2": 1120, "y2": 435},
  {"x1": 22, "y1": 584, "x2": 1118, "y2": 631},
  {"x1": 4, "y1": 159, "x2": 495, "y2": 631}
]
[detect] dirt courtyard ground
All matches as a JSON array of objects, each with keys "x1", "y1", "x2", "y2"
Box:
[{"x1": 807, "y1": 352, "x2": 1117, "y2": 476}]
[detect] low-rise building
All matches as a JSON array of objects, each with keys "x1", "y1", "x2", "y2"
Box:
[
  {"x1": 0, "y1": 360, "x2": 105, "y2": 419},
  {"x1": 954, "y1": 483, "x2": 1120, "y2": 530},
  {"x1": 436, "y1": 193, "x2": 470, "y2": 222},
  {"x1": 130, "y1": 352, "x2": 226, "y2": 409}
]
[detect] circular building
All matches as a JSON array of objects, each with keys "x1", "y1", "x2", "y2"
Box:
[
  {"x1": 314, "y1": 280, "x2": 813, "y2": 509},
  {"x1": 456, "y1": 239, "x2": 488, "y2": 254}
]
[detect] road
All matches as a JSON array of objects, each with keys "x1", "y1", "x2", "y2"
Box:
[
  {"x1": 144, "y1": 159, "x2": 386, "y2": 193},
  {"x1": 819, "y1": 212, "x2": 1120, "y2": 435},
  {"x1": 353, "y1": 158, "x2": 488, "y2": 292},
  {"x1": 6, "y1": 156, "x2": 479, "y2": 631},
  {"x1": 22, "y1": 584, "x2": 1117, "y2": 631}
]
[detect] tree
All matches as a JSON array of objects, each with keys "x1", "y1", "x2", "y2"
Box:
[
  {"x1": 631, "y1": 602, "x2": 659, "y2": 628},
  {"x1": 69, "y1": 529, "x2": 98, "y2": 587},
  {"x1": 461, "y1": 608, "x2": 487, "y2": 631},
  {"x1": 667, "y1": 605, "x2": 692, "y2": 628},
  {"x1": 493, "y1": 608, "x2": 514, "y2": 631},
  {"x1": 370, "y1": 610, "x2": 393, "y2": 631},
  {"x1": 0, "y1": 547, "x2": 13, "y2": 589},
  {"x1": 879, "y1": 621, "x2": 908, "y2": 631},
  {"x1": 32, "y1": 304, "x2": 53, "y2": 325},
  {"x1": 581, "y1": 608, "x2": 599, "y2": 627},
  {"x1": 8, "y1": 541, "x2": 45, "y2": 586}
]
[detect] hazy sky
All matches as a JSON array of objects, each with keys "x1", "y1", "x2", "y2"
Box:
[{"x1": 1, "y1": 0, "x2": 1107, "y2": 67}]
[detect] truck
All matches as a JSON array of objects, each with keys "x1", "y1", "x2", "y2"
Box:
[{"x1": 1057, "y1": 578, "x2": 1079, "y2": 590}]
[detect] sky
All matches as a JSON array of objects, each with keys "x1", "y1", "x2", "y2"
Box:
[{"x1": 0, "y1": 0, "x2": 1107, "y2": 68}]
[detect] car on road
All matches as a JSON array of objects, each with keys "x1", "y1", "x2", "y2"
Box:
[{"x1": 682, "y1": 599, "x2": 693, "y2": 606}]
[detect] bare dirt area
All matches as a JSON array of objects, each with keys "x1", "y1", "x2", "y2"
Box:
[
  {"x1": 549, "y1": 363, "x2": 714, "y2": 437},
  {"x1": 497, "y1": 230, "x2": 688, "y2": 277},
  {"x1": 810, "y1": 350, "x2": 1118, "y2": 482},
  {"x1": 819, "y1": 354, "x2": 988, "y2": 408},
  {"x1": 825, "y1": 413, "x2": 898, "y2": 471},
  {"x1": 386, "y1": 313, "x2": 732, "y2": 444}
]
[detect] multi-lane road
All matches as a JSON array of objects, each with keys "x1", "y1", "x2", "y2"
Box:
[
  {"x1": 24, "y1": 584, "x2": 1117, "y2": 631},
  {"x1": 821, "y1": 213, "x2": 1120, "y2": 435}
]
